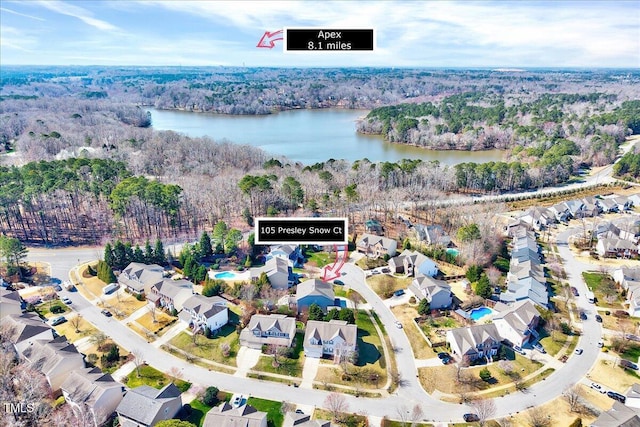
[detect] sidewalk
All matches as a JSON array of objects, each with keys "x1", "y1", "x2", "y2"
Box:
[{"x1": 152, "y1": 321, "x2": 187, "y2": 348}]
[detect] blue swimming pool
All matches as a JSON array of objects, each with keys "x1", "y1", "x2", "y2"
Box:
[
  {"x1": 469, "y1": 306, "x2": 493, "y2": 321},
  {"x1": 214, "y1": 271, "x2": 238, "y2": 279},
  {"x1": 446, "y1": 248, "x2": 460, "y2": 257}
]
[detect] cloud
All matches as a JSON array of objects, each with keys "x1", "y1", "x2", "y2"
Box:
[
  {"x1": 37, "y1": 0, "x2": 119, "y2": 31},
  {"x1": 0, "y1": 7, "x2": 46, "y2": 21}
]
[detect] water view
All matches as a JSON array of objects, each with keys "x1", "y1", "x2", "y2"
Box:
[{"x1": 148, "y1": 108, "x2": 505, "y2": 165}]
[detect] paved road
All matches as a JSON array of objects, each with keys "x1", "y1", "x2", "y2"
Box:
[{"x1": 25, "y1": 238, "x2": 604, "y2": 423}]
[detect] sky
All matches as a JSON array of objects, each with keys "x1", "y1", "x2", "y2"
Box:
[{"x1": 1, "y1": 0, "x2": 639, "y2": 68}]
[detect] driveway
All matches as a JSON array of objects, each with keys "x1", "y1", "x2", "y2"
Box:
[
  {"x1": 300, "y1": 356, "x2": 321, "y2": 389},
  {"x1": 234, "y1": 347, "x2": 261, "y2": 377}
]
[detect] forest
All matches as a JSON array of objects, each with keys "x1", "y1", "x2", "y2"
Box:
[{"x1": 0, "y1": 67, "x2": 639, "y2": 244}]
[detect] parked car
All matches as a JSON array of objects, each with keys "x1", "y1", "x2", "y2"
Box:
[
  {"x1": 575, "y1": 348, "x2": 584, "y2": 355},
  {"x1": 232, "y1": 396, "x2": 242, "y2": 407},
  {"x1": 625, "y1": 334, "x2": 640, "y2": 342},
  {"x1": 607, "y1": 391, "x2": 626, "y2": 403},
  {"x1": 441, "y1": 357, "x2": 451, "y2": 365},
  {"x1": 334, "y1": 280, "x2": 345, "y2": 286},
  {"x1": 62, "y1": 297, "x2": 72, "y2": 305},
  {"x1": 393, "y1": 289, "x2": 405, "y2": 297},
  {"x1": 595, "y1": 314, "x2": 602, "y2": 323},
  {"x1": 579, "y1": 311, "x2": 587, "y2": 320},
  {"x1": 463, "y1": 414, "x2": 480, "y2": 422},
  {"x1": 394, "y1": 321, "x2": 403, "y2": 329},
  {"x1": 101, "y1": 309, "x2": 112, "y2": 317},
  {"x1": 53, "y1": 285, "x2": 62, "y2": 292},
  {"x1": 51, "y1": 316, "x2": 66, "y2": 326},
  {"x1": 295, "y1": 409, "x2": 304, "y2": 414},
  {"x1": 437, "y1": 352, "x2": 449, "y2": 359},
  {"x1": 590, "y1": 383, "x2": 605, "y2": 393},
  {"x1": 381, "y1": 268, "x2": 390, "y2": 273},
  {"x1": 513, "y1": 345, "x2": 526, "y2": 355},
  {"x1": 620, "y1": 359, "x2": 639, "y2": 370},
  {"x1": 597, "y1": 340, "x2": 604, "y2": 348},
  {"x1": 571, "y1": 287, "x2": 579, "y2": 296},
  {"x1": 533, "y1": 342, "x2": 546, "y2": 353}
]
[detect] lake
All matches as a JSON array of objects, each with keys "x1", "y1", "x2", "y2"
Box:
[{"x1": 148, "y1": 108, "x2": 504, "y2": 165}]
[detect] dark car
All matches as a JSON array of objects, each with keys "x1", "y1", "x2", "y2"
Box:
[
  {"x1": 51, "y1": 316, "x2": 66, "y2": 326},
  {"x1": 441, "y1": 357, "x2": 451, "y2": 365},
  {"x1": 463, "y1": 413, "x2": 480, "y2": 422},
  {"x1": 334, "y1": 280, "x2": 345, "y2": 286},
  {"x1": 437, "y1": 352, "x2": 449, "y2": 359},
  {"x1": 571, "y1": 287, "x2": 579, "y2": 296},
  {"x1": 621, "y1": 359, "x2": 639, "y2": 370},
  {"x1": 101, "y1": 309, "x2": 112, "y2": 317},
  {"x1": 393, "y1": 289, "x2": 405, "y2": 297},
  {"x1": 607, "y1": 391, "x2": 626, "y2": 404},
  {"x1": 595, "y1": 314, "x2": 603, "y2": 323},
  {"x1": 579, "y1": 311, "x2": 587, "y2": 320},
  {"x1": 381, "y1": 268, "x2": 390, "y2": 274}
]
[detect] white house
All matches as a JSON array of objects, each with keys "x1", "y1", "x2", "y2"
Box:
[
  {"x1": 492, "y1": 300, "x2": 540, "y2": 347},
  {"x1": 239, "y1": 314, "x2": 297, "y2": 349},
  {"x1": 303, "y1": 320, "x2": 357, "y2": 360},
  {"x1": 179, "y1": 294, "x2": 228, "y2": 333},
  {"x1": 446, "y1": 324, "x2": 502, "y2": 363}
]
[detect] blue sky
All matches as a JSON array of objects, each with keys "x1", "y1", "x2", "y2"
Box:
[{"x1": 1, "y1": 0, "x2": 638, "y2": 67}]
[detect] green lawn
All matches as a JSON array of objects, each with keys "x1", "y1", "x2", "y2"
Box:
[
  {"x1": 246, "y1": 397, "x2": 283, "y2": 427},
  {"x1": 622, "y1": 343, "x2": 640, "y2": 362},
  {"x1": 355, "y1": 310, "x2": 386, "y2": 371},
  {"x1": 37, "y1": 301, "x2": 70, "y2": 318},
  {"x1": 125, "y1": 364, "x2": 191, "y2": 392},
  {"x1": 582, "y1": 271, "x2": 624, "y2": 308},
  {"x1": 538, "y1": 327, "x2": 573, "y2": 357},
  {"x1": 186, "y1": 399, "x2": 212, "y2": 427},
  {"x1": 253, "y1": 332, "x2": 305, "y2": 377},
  {"x1": 306, "y1": 251, "x2": 333, "y2": 268},
  {"x1": 169, "y1": 324, "x2": 239, "y2": 367}
]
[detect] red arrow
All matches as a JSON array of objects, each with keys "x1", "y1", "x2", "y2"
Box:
[
  {"x1": 256, "y1": 30, "x2": 283, "y2": 48},
  {"x1": 322, "y1": 245, "x2": 348, "y2": 281}
]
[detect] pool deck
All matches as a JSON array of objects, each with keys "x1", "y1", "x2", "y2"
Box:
[{"x1": 209, "y1": 270, "x2": 251, "y2": 281}]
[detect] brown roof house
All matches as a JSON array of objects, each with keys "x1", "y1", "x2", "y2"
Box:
[
  {"x1": 356, "y1": 233, "x2": 397, "y2": 258},
  {"x1": 203, "y1": 402, "x2": 267, "y2": 427},
  {"x1": 116, "y1": 383, "x2": 182, "y2": 427},
  {"x1": 61, "y1": 367, "x2": 124, "y2": 427},
  {"x1": 239, "y1": 314, "x2": 297, "y2": 349}
]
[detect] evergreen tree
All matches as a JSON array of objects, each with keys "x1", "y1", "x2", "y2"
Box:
[
  {"x1": 112, "y1": 240, "x2": 127, "y2": 270},
  {"x1": 338, "y1": 308, "x2": 355, "y2": 324},
  {"x1": 418, "y1": 298, "x2": 430, "y2": 316},
  {"x1": 97, "y1": 260, "x2": 116, "y2": 284},
  {"x1": 104, "y1": 242, "x2": 114, "y2": 268},
  {"x1": 308, "y1": 303, "x2": 324, "y2": 321},
  {"x1": 124, "y1": 243, "x2": 134, "y2": 267},
  {"x1": 133, "y1": 245, "x2": 145, "y2": 263},
  {"x1": 213, "y1": 221, "x2": 228, "y2": 248},
  {"x1": 225, "y1": 229, "x2": 243, "y2": 253},
  {"x1": 144, "y1": 240, "x2": 154, "y2": 264},
  {"x1": 199, "y1": 231, "x2": 213, "y2": 258},
  {"x1": 325, "y1": 308, "x2": 340, "y2": 321},
  {"x1": 183, "y1": 256, "x2": 196, "y2": 278},
  {"x1": 475, "y1": 274, "x2": 492, "y2": 299},
  {"x1": 194, "y1": 265, "x2": 207, "y2": 283},
  {"x1": 154, "y1": 239, "x2": 166, "y2": 265}
]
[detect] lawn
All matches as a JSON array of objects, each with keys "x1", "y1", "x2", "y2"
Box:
[
  {"x1": 367, "y1": 274, "x2": 412, "y2": 298},
  {"x1": 582, "y1": 271, "x2": 624, "y2": 309},
  {"x1": 37, "y1": 300, "x2": 70, "y2": 319},
  {"x1": 390, "y1": 305, "x2": 436, "y2": 359},
  {"x1": 418, "y1": 316, "x2": 463, "y2": 345},
  {"x1": 621, "y1": 342, "x2": 640, "y2": 362},
  {"x1": 253, "y1": 332, "x2": 305, "y2": 377},
  {"x1": 306, "y1": 251, "x2": 333, "y2": 268},
  {"x1": 538, "y1": 327, "x2": 574, "y2": 357},
  {"x1": 185, "y1": 399, "x2": 212, "y2": 427},
  {"x1": 135, "y1": 310, "x2": 177, "y2": 335},
  {"x1": 125, "y1": 364, "x2": 191, "y2": 392},
  {"x1": 83, "y1": 340, "x2": 129, "y2": 374},
  {"x1": 169, "y1": 325, "x2": 239, "y2": 367},
  {"x1": 588, "y1": 359, "x2": 637, "y2": 394},
  {"x1": 77, "y1": 266, "x2": 109, "y2": 299},
  {"x1": 246, "y1": 397, "x2": 283, "y2": 427},
  {"x1": 53, "y1": 315, "x2": 98, "y2": 342},
  {"x1": 103, "y1": 293, "x2": 147, "y2": 318}
]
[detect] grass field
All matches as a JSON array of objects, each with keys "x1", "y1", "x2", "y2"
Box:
[
  {"x1": 185, "y1": 399, "x2": 212, "y2": 427},
  {"x1": 125, "y1": 364, "x2": 191, "y2": 392},
  {"x1": 53, "y1": 315, "x2": 98, "y2": 342},
  {"x1": 391, "y1": 305, "x2": 436, "y2": 359},
  {"x1": 253, "y1": 332, "x2": 305, "y2": 377},
  {"x1": 135, "y1": 310, "x2": 177, "y2": 335},
  {"x1": 37, "y1": 300, "x2": 70, "y2": 319},
  {"x1": 306, "y1": 251, "x2": 333, "y2": 268},
  {"x1": 582, "y1": 271, "x2": 624, "y2": 309},
  {"x1": 104, "y1": 293, "x2": 147, "y2": 318},
  {"x1": 77, "y1": 266, "x2": 109, "y2": 298},
  {"x1": 246, "y1": 397, "x2": 283, "y2": 427},
  {"x1": 367, "y1": 274, "x2": 412, "y2": 298},
  {"x1": 169, "y1": 325, "x2": 239, "y2": 367},
  {"x1": 588, "y1": 358, "x2": 638, "y2": 394}
]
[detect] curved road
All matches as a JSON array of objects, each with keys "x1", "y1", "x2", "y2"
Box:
[{"x1": 26, "y1": 227, "x2": 602, "y2": 423}]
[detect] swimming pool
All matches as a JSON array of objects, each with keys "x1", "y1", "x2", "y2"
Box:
[
  {"x1": 214, "y1": 271, "x2": 239, "y2": 280},
  {"x1": 446, "y1": 248, "x2": 459, "y2": 257},
  {"x1": 469, "y1": 306, "x2": 493, "y2": 321}
]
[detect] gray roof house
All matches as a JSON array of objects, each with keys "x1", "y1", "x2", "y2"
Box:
[
  {"x1": 408, "y1": 275, "x2": 452, "y2": 309},
  {"x1": 284, "y1": 412, "x2": 333, "y2": 427},
  {"x1": 518, "y1": 207, "x2": 556, "y2": 230},
  {"x1": 178, "y1": 294, "x2": 228, "y2": 333},
  {"x1": 118, "y1": 262, "x2": 164, "y2": 294},
  {"x1": 356, "y1": 233, "x2": 397, "y2": 258},
  {"x1": 414, "y1": 224, "x2": 451, "y2": 246},
  {"x1": 626, "y1": 383, "x2": 640, "y2": 409},
  {"x1": 493, "y1": 300, "x2": 540, "y2": 347},
  {"x1": 250, "y1": 257, "x2": 296, "y2": 290},
  {"x1": 239, "y1": 314, "x2": 297, "y2": 349},
  {"x1": 116, "y1": 383, "x2": 182, "y2": 427},
  {"x1": 203, "y1": 402, "x2": 267, "y2": 427},
  {"x1": 148, "y1": 278, "x2": 193, "y2": 312},
  {"x1": 548, "y1": 203, "x2": 572, "y2": 222},
  {"x1": 21, "y1": 336, "x2": 86, "y2": 395},
  {"x1": 446, "y1": 324, "x2": 502, "y2": 363},
  {"x1": 597, "y1": 238, "x2": 639, "y2": 258},
  {"x1": 590, "y1": 401, "x2": 640, "y2": 427},
  {"x1": 1, "y1": 313, "x2": 54, "y2": 353},
  {"x1": 388, "y1": 249, "x2": 438, "y2": 277},
  {"x1": 296, "y1": 279, "x2": 335, "y2": 313},
  {"x1": 0, "y1": 287, "x2": 24, "y2": 318},
  {"x1": 304, "y1": 319, "x2": 357, "y2": 360},
  {"x1": 500, "y1": 231, "x2": 548, "y2": 308},
  {"x1": 61, "y1": 367, "x2": 124, "y2": 427}
]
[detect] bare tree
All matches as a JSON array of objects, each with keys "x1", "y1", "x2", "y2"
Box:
[
  {"x1": 324, "y1": 393, "x2": 349, "y2": 422},
  {"x1": 563, "y1": 385, "x2": 582, "y2": 413},
  {"x1": 89, "y1": 331, "x2": 108, "y2": 349},
  {"x1": 69, "y1": 314, "x2": 82, "y2": 333},
  {"x1": 527, "y1": 407, "x2": 551, "y2": 427},
  {"x1": 395, "y1": 405, "x2": 410, "y2": 427},
  {"x1": 131, "y1": 348, "x2": 145, "y2": 377},
  {"x1": 167, "y1": 366, "x2": 182, "y2": 384},
  {"x1": 471, "y1": 399, "x2": 497, "y2": 426},
  {"x1": 410, "y1": 404, "x2": 424, "y2": 427},
  {"x1": 351, "y1": 291, "x2": 363, "y2": 312},
  {"x1": 149, "y1": 303, "x2": 158, "y2": 323}
]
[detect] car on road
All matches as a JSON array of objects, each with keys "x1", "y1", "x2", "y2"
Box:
[
  {"x1": 295, "y1": 409, "x2": 304, "y2": 414},
  {"x1": 371, "y1": 270, "x2": 381, "y2": 275},
  {"x1": 579, "y1": 311, "x2": 587, "y2": 320},
  {"x1": 571, "y1": 287, "x2": 579, "y2": 296},
  {"x1": 437, "y1": 352, "x2": 449, "y2": 359},
  {"x1": 598, "y1": 340, "x2": 604, "y2": 348},
  {"x1": 575, "y1": 348, "x2": 584, "y2": 355},
  {"x1": 533, "y1": 342, "x2": 546, "y2": 353},
  {"x1": 51, "y1": 316, "x2": 66, "y2": 326},
  {"x1": 463, "y1": 414, "x2": 480, "y2": 422},
  {"x1": 513, "y1": 345, "x2": 526, "y2": 355},
  {"x1": 393, "y1": 289, "x2": 405, "y2": 297},
  {"x1": 607, "y1": 391, "x2": 626, "y2": 403},
  {"x1": 590, "y1": 383, "x2": 605, "y2": 393},
  {"x1": 595, "y1": 314, "x2": 602, "y2": 323},
  {"x1": 334, "y1": 280, "x2": 345, "y2": 286},
  {"x1": 101, "y1": 309, "x2": 112, "y2": 317},
  {"x1": 62, "y1": 297, "x2": 72, "y2": 305},
  {"x1": 394, "y1": 321, "x2": 403, "y2": 329},
  {"x1": 53, "y1": 285, "x2": 63, "y2": 292}
]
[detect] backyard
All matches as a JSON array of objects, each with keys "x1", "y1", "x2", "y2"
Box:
[
  {"x1": 169, "y1": 324, "x2": 240, "y2": 367},
  {"x1": 83, "y1": 340, "x2": 129, "y2": 374},
  {"x1": 418, "y1": 315, "x2": 464, "y2": 346},
  {"x1": 246, "y1": 397, "x2": 284, "y2": 427},
  {"x1": 125, "y1": 364, "x2": 191, "y2": 392},
  {"x1": 306, "y1": 251, "x2": 333, "y2": 268}
]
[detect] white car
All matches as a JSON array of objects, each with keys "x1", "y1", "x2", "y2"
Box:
[
  {"x1": 597, "y1": 340, "x2": 604, "y2": 348},
  {"x1": 395, "y1": 321, "x2": 403, "y2": 329},
  {"x1": 590, "y1": 382, "x2": 606, "y2": 393},
  {"x1": 62, "y1": 297, "x2": 72, "y2": 305},
  {"x1": 575, "y1": 348, "x2": 584, "y2": 355}
]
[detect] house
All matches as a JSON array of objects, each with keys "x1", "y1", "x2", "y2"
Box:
[
  {"x1": 303, "y1": 320, "x2": 357, "y2": 360},
  {"x1": 356, "y1": 233, "x2": 397, "y2": 258},
  {"x1": 626, "y1": 383, "x2": 640, "y2": 409},
  {"x1": 365, "y1": 219, "x2": 384, "y2": 235},
  {"x1": 118, "y1": 262, "x2": 164, "y2": 295},
  {"x1": 414, "y1": 224, "x2": 451, "y2": 246},
  {"x1": 250, "y1": 257, "x2": 297, "y2": 290},
  {"x1": 296, "y1": 278, "x2": 335, "y2": 313},
  {"x1": 0, "y1": 313, "x2": 54, "y2": 353},
  {"x1": 613, "y1": 196, "x2": 632, "y2": 212},
  {"x1": 388, "y1": 249, "x2": 438, "y2": 277},
  {"x1": 284, "y1": 412, "x2": 333, "y2": 427},
  {"x1": 178, "y1": 294, "x2": 228, "y2": 333},
  {"x1": 239, "y1": 314, "x2": 297, "y2": 349},
  {"x1": 598, "y1": 198, "x2": 620, "y2": 214},
  {"x1": 61, "y1": 367, "x2": 124, "y2": 427},
  {"x1": 596, "y1": 238, "x2": 639, "y2": 258},
  {"x1": 596, "y1": 222, "x2": 638, "y2": 243},
  {"x1": 0, "y1": 287, "x2": 24, "y2": 318},
  {"x1": 203, "y1": 402, "x2": 267, "y2": 427},
  {"x1": 500, "y1": 230, "x2": 548, "y2": 308},
  {"x1": 564, "y1": 199, "x2": 586, "y2": 218},
  {"x1": 581, "y1": 199, "x2": 602, "y2": 217},
  {"x1": 590, "y1": 401, "x2": 640, "y2": 427},
  {"x1": 548, "y1": 203, "x2": 572, "y2": 222},
  {"x1": 266, "y1": 244, "x2": 305, "y2": 268},
  {"x1": 408, "y1": 275, "x2": 452, "y2": 309},
  {"x1": 518, "y1": 207, "x2": 556, "y2": 230},
  {"x1": 20, "y1": 336, "x2": 86, "y2": 395},
  {"x1": 147, "y1": 278, "x2": 193, "y2": 312},
  {"x1": 628, "y1": 193, "x2": 640, "y2": 208},
  {"x1": 492, "y1": 300, "x2": 540, "y2": 347},
  {"x1": 116, "y1": 383, "x2": 182, "y2": 427},
  {"x1": 446, "y1": 324, "x2": 502, "y2": 363}
]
